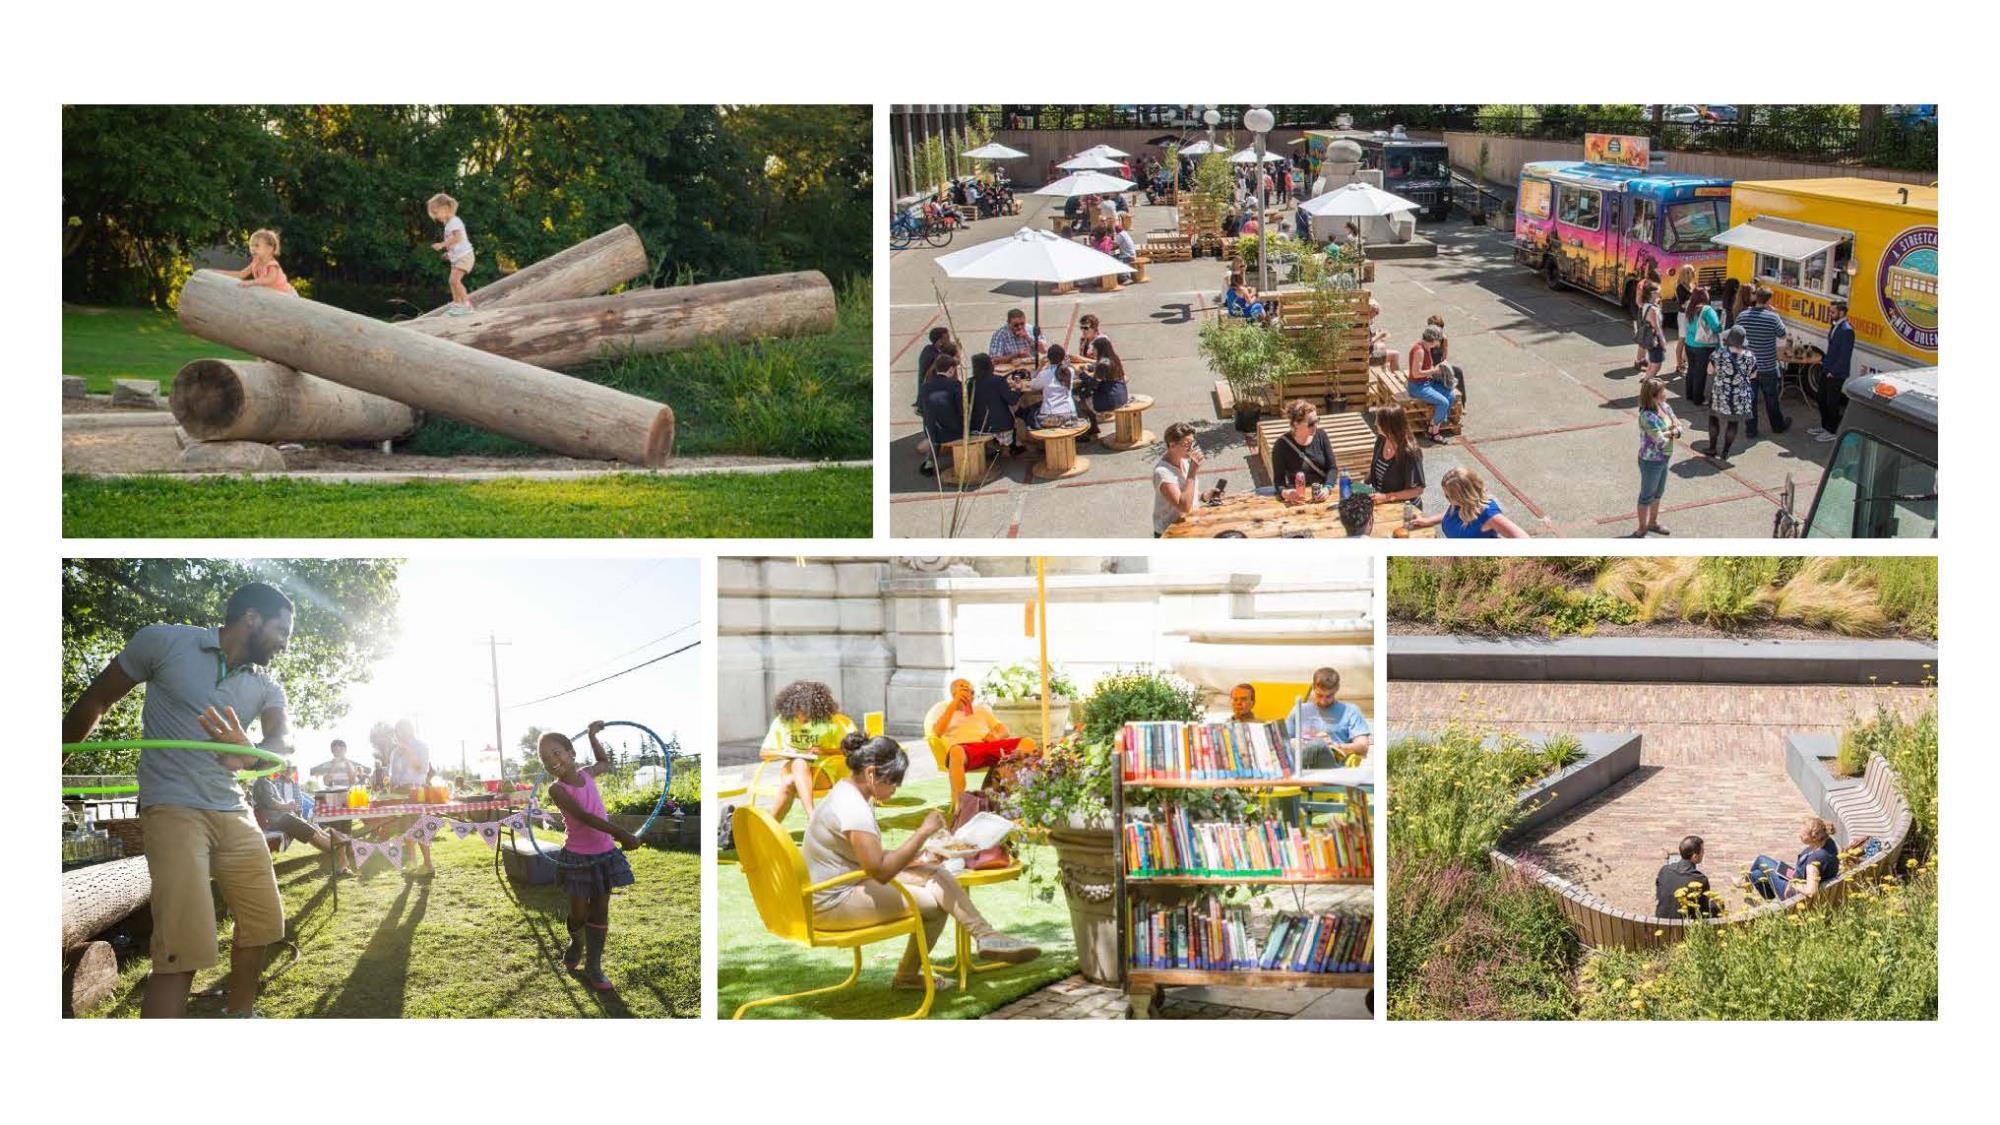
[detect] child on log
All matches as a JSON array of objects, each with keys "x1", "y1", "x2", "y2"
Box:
[
  {"x1": 539, "y1": 722, "x2": 642, "y2": 991},
  {"x1": 223, "y1": 229, "x2": 295, "y2": 294},
  {"x1": 427, "y1": 192, "x2": 476, "y2": 315}
]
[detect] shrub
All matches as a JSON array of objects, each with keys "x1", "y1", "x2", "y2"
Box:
[
  {"x1": 1578, "y1": 861, "x2": 1938, "y2": 1020},
  {"x1": 1387, "y1": 726, "x2": 1547, "y2": 867},
  {"x1": 1387, "y1": 856, "x2": 1580, "y2": 1020},
  {"x1": 1076, "y1": 667, "x2": 1204, "y2": 747},
  {"x1": 1847, "y1": 706, "x2": 1938, "y2": 857},
  {"x1": 982, "y1": 661, "x2": 1079, "y2": 703}
]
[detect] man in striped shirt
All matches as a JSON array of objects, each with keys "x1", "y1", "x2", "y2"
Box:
[
  {"x1": 988, "y1": 308, "x2": 1043, "y2": 365},
  {"x1": 1735, "y1": 287, "x2": 1791, "y2": 438}
]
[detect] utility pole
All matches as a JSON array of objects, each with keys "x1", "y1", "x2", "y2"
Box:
[{"x1": 484, "y1": 633, "x2": 512, "y2": 779}]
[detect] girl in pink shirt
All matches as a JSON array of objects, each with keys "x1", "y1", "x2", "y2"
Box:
[
  {"x1": 539, "y1": 722, "x2": 641, "y2": 991},
  {"x1": 224, "y1": 228, "x2": 295, "y2": 294}
]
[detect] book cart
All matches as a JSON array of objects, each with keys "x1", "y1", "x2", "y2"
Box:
[{"x1": 1113, "y1": 721, "x2": 1374, "y2": 1019}]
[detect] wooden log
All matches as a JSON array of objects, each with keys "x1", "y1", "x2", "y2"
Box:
[
  {"x1": 423, "y1": 223, "x2": 649, "y2": 316},
  {"x1": 177, "y1": 272, "x2": 674, "y2": 465},
  {"x1": 66, "y1": 940, "x2": 122, "y2": 1016},
  {"x1": 62, "y1": 856, "x2": 151, "y2": 953},
  {"x1": 404, "y1": 271, "x2": 836, "y2": 370},
  {"x1": 169, "y1": 225, "x2": 649, "y2": 444},
  {"x1": 172, "y1": 359, "x2": 423, "y2": 443}
]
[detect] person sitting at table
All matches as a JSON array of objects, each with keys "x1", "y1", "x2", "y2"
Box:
[
  {"x1": 915, "y1": 325, "x2": 952, "y2": 416},
  {"x1": 1342, "y1": 221, "x2": 1366, "y2": 252},
  {"x1": 1228, "y1": 683, "x2": 1259, "y2": 724},
  {"x1": 1269, "y1": 399, "x2": 1335, "y2": 502},
  {"x1": 916, "y1": 343, "x2": 965, "y2": 478},
  {"x1": 1283, "y1": 667, "x2": 1371, "y2": 766},
  {"x1": 924, "y1": 678, "x2": 1039, "y2": 809},
  {"x1": 1407, "y1": 467, "x2": 1530, "y2": 538},
  {"x1": 1221, "y1": 206, "x2": 1242, "y2": 237},
  {"x1": 1078, "y1": 313, "x2": 1110, "y2": 355},
  {"x1": 1062, "y1": 195, "x2": 1084, "y2": 234},
  {"x1": 1112, "y1": 220, "x2": 1139, "y2": 277},
  {"x1": 1367, "y1": 299, "x2": 1401, "y2": 375},
  {"x1": 804, "y1": 734, "x2": 1041, "y2": 994},
  {"x1": 1153, "y1": 421, "x2": 1206, "y2": 537},
  {"x1": 1365, "y1": 402, "x2": 1426, "y2": 506},
  {"x1": 1240, "y1": 211, "x2": 1261, "y2": 237},
  {"x1": 1092, "y1": 227, "x2": 1118, "y2": 257},
  {"x1": 759, "y1": 679, "x2": 850, "y2": 823},
  {"x1": 1080, "y1": 336, "x2": 1130, "y2": 441},
  {"x1": 987, "y1": 308, "x2": 1043, "y2": 366},
  {"x1": 1025, "y1": 344, "x2": 1084, "y2": 438},
  {"x1": 1097, "y1": 193, "x2": 1119, "y2": 233},
  {"x1": 1224, "y1": 271, "x2": 1267, "y2": 323},
  {"x1": 966, "y1": 352, "x2": 1024, "y2": 457}
]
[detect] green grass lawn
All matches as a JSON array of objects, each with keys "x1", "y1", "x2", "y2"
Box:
[
  {"x1": 62, "y1": 467, "x2": 872, "y2": 538},
  {"x1": 719, "y1": 776, "x2": 1077, "y2": 1020},
  {"x1": 63, "y1": 306, "x2": 252, "y2": 392},
  {"x1": 83, "y1": 834, "x2": 700, "y2": 1018}
]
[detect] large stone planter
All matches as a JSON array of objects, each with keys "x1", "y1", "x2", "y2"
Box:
[
  {"x1": 989, "y1": 697, "x2": 1071, "y2": 744},
  {"x1": 1047, "y1": 818, "x2": 1120, "y2": 984}
]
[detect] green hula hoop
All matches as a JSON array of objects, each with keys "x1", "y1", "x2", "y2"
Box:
[{"x1": 62, "y1": 739, "x2": 289, "y2": 796}]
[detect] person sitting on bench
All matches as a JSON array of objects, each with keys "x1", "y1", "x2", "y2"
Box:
[
  {"x1": 1224, "y1": 271, "x2": 1267, "y2": 323},
  {"x1": 1749, "y1": 817, "x2": 1841, "y2": 900},
  {"x1": 1655, "y1": 834, "x2": 1723, "y2": 918}
]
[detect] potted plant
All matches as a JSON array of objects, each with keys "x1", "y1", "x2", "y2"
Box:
[
  {"x1": 1000, "y1": 668, "x2": 1204, "y2": 983},
  {"x1": 1199, "y1": 317, "x2": 1303, "y2": 431},
  {"x1": 980, "y1": 661, "x2": 1078, "y2": 743}
]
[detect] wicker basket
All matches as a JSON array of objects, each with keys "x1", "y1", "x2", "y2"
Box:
[{"x1": 100, "y1": 817, "x2": 145, "y2": 857}]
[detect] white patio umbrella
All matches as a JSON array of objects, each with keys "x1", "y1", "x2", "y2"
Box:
[
  {"x1": 1179, "y1": 139, "x2": 1221, "y2": 156},
  {"x1": 1058, "y1": 153, "x2": 1126, "y2": 171},
  {"x1": 1075, "y1": 143, "x2": 1130, "y2": 159},
  {"x1": 934, "y1": 227, "x2": 1135, "y2": 362},
  {"x1": 963, "y1": 142, "x2": 1029, "y2": 160},
  {"x1": 1230, "y1": 146, "x2": 1288, "y2": 164},
  {"x1": 1032, "y1": 170, "x2": 1137, "y2": 198},
  {"x1": 1299, "y1": 180, "x2": 1422, "y2": 218}
]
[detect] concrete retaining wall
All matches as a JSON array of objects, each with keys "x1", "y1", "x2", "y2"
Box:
[
  {"x1": 1514, "y1": 732, "x2": 1643, "y2": 835},
  {"x1": 1388, "y1": 635, "x2": 1937, "y2": 685}
]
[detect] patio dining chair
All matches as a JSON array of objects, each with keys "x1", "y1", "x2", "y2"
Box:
[{"x1": 730, "y1": 805, "x2": 936, "y2": 1020}]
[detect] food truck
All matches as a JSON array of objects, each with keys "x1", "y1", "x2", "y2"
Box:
[
  {"x1": 1774, "y1": 368, "x2": 1937, "y2": 539},
  {"x1": 1712, "y1": 177, "x2": 1938, "y2": 389},
  {"x1": 1305, "y1": 127, "x2": 1453, "y2": 220},
  {"x1": 1513, "y1": 135, "x2": 1733, "y2": 311}
]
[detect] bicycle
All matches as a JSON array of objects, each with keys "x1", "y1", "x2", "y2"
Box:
[{"x1": 890, "y1": 207, "x2": 953, "y2": 250}]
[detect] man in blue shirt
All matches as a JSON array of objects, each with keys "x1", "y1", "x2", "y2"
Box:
[
  {"x1": 1283, "y1": 666, "x2": 1371, "y2": 767},
  {"x1": 1735, "y1": 287, "x2": 1791, "y2": 438},
  {"x1": 1811, "y1": 296, "x2": 1857, "y2": 443}
]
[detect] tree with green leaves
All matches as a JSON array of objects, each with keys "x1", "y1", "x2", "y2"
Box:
[{"x1": 61, "y1": 558, "x2": 403, "y2": 774}]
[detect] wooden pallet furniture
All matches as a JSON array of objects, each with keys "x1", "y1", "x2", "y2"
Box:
[
  {"x1": 1369, "y1": 365, "x2": 1466, "y2": 435},
  {"x1": 1268, "y1": 286, "x2": 1373, "y2": 412},
  {"x1": 1178, "y1": 197, "x2": 1225, "y2": 257},
  {"x1": 1029, "y1": 421, "x2": 1091, "y2": 480},
  {"x1": 1115, "y1": 751, "x2": 1375, "y2": 1018},
  {"x1": 1101, "y1": 394, "x2": 1155, "y2": 451},
  {"x1": 1252, "y1": 410, "x2": 1377, "y2": 484},
  {"x1": 1142, "y1": 232, "x2": 1191, "y2": 262}
]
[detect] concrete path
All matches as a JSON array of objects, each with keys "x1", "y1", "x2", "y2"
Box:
[{"x1": 891, "y1": 194, "x2": 1829, "y2": 538}]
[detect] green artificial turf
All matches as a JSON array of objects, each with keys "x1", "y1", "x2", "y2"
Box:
[
  {"x1": 718, "y1": 775, "x2": 1078, "y2": 1020},
  {"x1": 62, "y1": 305, "x2": 253, "y2": 392},
  {"x1": 82, "y1": 834, "x2": 700, "y2": 1018},
  {"x1": 62, "y1": 468, "x2": 873, "y2": 538}
]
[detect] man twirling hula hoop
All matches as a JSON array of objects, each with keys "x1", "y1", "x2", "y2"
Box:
[{"x1": 63, "y1": 582, "x2": 298, "y2": 1018}]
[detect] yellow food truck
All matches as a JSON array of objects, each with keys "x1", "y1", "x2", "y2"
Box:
[{"x1": 1713, "y1": 178, "x2": 1937, "y2": 391}]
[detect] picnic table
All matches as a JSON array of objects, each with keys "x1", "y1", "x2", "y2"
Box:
[
  {"x1": 1161, "y1": 490, "x2": 1437, "y2": 539},
  {"x1": 309, "y1": 794, "x2": 530, "y2": 825}
]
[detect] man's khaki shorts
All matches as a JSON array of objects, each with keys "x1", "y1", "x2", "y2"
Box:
[{"x1": 140, "y1": 805, "x2": 286, "y2": 972}]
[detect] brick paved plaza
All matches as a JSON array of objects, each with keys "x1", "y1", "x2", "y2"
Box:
[{"x1": 1389, "y1": 680, "x2": 1935, "y2": 913}]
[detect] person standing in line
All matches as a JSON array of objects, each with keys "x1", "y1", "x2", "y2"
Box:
[
  {"x1": 1634, "y1": 280, "x2": 1666, "y2": 377},
  {"x1": 1703, "y1": 326, "x2": 1757, "y2": 465},
  {"x1": 1668, "y1": 263, "x2": 1696, "y2": 376},
  {"x1": 1682, "y1": 285, "x2": 1720, "y2": 407},
  {"x1": 1810, "y1": 296, "x2": 1857, "y2": 444},
  {"x1": 1633, "y1": 376, "x2": 1682, "y2": 537},
  {"x1": 1736, "y1": 287, "x2": 1791, "y2": 438}
]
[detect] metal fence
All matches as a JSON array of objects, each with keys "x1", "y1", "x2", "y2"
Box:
[
  {"x1": 1461, "y1": 113, "x2": 1937, "y2": 172},
  {"x1": 965, "y1": 105, "x2": 1469, "y2": 133}
]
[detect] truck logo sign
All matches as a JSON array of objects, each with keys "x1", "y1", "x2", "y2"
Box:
[{"x1": 1879, "y1": 225, "x2": 1938, "y2": 351}]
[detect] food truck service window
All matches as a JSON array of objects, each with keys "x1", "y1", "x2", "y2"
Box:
[
  {"x1": 1663, "y1": 200, "x2": 1726, "y2": 253},
  {"x1": 1756, "y1": 252, "x2": 1803, "y2": 289},
  {"x1": 1557, "y1": 184, "x2": 1601, "y2": 230},
  {"x1": 1628, "y1": 197, "x2": 1658, "y2": 242},
  {"x1": 1521, "y1": 178, "x2": 1552, "y2": 220}
]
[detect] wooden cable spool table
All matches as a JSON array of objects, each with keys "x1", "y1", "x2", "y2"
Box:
[
  {"x1": 1101, "y1": 393, "x2": 1155, "y2": 451},
  {"x1": 1161, "y1": 490, "x2": 1435, "y2": 538},
  {"x1": 1029, "y1": 420, "x2": 1091, "y2": 480},
  {"x1": 940, "y1": 433, "x2": 996, "y2": 485}
]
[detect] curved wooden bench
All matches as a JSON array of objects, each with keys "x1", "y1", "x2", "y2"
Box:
[
  {"x1": 1029, "y1": 421, "x2": 1091, "y2": 480},
  {"x1": 1101, "y1": 394, "x2": 1155, "y2": 451},
  {"x1": 940, "y1": 433, "x2": 995, "y2": 486}
]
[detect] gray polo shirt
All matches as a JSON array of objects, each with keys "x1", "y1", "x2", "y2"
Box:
[{"x1": 115, "y1": 623, "x2": 289, "y2": 811}]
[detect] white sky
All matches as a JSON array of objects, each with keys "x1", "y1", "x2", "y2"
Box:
[{"x1": 286, "y1": 558, "x2": 701, "y2": 778}]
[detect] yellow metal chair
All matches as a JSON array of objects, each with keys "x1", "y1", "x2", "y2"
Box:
[
  {"x1": 730, "y1": 805, "x2": 936, "y2": 1020},
  {"x1": 931, "y1": 861, "x2": 1024, "y2": 990}
]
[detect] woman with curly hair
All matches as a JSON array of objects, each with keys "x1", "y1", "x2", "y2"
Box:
[{"x1": 759, "y1": 680, "x2": 853, "y2": 822}]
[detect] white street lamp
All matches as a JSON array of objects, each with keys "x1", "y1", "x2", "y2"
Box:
[
  {"x1": 1202, "y1": 107, "x2": 1221, "y2": 149},
  {"x1": 1245, "y1": 106, "x2": 1275, "y2": 293}
]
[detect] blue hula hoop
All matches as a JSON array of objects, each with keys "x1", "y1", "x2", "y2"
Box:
[{"x1": 518, "y1": 720, "x2": 681, "y2": 871}]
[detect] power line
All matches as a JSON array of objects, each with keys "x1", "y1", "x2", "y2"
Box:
[
  {"x1": 504, "y1": 640, "x2": 700, "y2": 710},
  {"x1": 568, "y1": 619, "x2": 702, "y2": 679}
]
